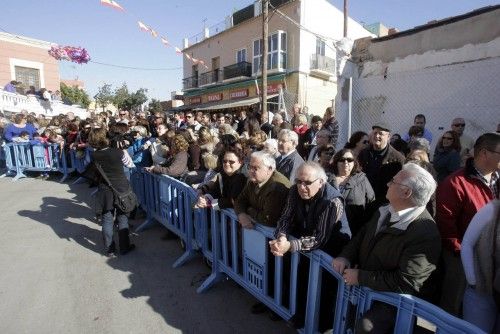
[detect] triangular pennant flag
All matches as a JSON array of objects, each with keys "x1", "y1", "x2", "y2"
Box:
[
  {"x1": 198, "y1": 60, "x2": 205, "y2": 66},
  {"x1": 174, "y1": 47, "x2": 183, "y2": 55},
  {"x1": 160, "y1": 37, "x2": 170, "y2": 46},
  {"x1": 150, "y1": 29, "x2": 158, "y2": 38},
  {"x1": 138, "y1": 21, "x2": 150, "y2": 32},
  {"x1": 100, "y1": 0, "x2": 125, "y2": 11}
]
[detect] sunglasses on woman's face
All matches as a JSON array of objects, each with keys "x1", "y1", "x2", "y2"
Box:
[{"x1": 338, "y1": 157, "x2": 354, "y2": 163}]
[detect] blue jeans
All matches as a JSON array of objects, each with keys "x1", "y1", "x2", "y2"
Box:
[
  {"x1": 463, "y1": 286, "x2": 500, "y2": 333},
  {"x1": 102, "y1": 211, "x2": 129, "y2": 248}
]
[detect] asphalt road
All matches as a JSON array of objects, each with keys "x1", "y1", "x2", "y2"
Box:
[{"x1": 0, "y1": 175, "x2": 294, "y2": 334}]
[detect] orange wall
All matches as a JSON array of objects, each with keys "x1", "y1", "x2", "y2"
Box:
[{"x1": 0, "y1": 40, "x2": 60, "y2": 91}]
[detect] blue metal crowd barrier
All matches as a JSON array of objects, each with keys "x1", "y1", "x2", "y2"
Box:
[
  {"x1": 129, "y1": 170, "x2": 484, "y2": 334},
  {"x1": 130, "y1": 169, "x2": 203, "y2": 268},
  {"x1": 1, "y1": 142, "x2": 71, "y2": 181}
]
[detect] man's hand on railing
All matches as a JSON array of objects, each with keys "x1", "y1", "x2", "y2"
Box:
[
  {"x1": 269, "y1": 235, "x2": 290, "y2": 256},
  {"x1": 332, "y1": 257, "x2": 350, "y2": 274},
  {"x1": 237, "y1": 213, "x2": 255, "y2": 229},
  {"x1": 342, "y1": 269, "x2": 359, "y2": 286}
]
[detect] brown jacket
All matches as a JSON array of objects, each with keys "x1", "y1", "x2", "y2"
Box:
[{"x1": 234, "y1": 171, "x2": 291, "y2": 227}]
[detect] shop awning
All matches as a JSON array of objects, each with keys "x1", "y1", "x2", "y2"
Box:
[{"x1": 192, "y1": 94, "x2": 278, "y2": 112}]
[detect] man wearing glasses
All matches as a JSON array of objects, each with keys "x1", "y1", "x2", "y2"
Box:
[
  {"x1": 269, "y1": 161, "x2": 350, "y2": 330},
  {"x1": 333, "y1": 163, "x2": 441, "y2": 333},
  {"x1": 184, "y1": 111, "x2": 201, "y2": 131},
  {"x1": 437, "y1": 132, "x2": 500, "y2": 315},
  {"x1": 117, "y1": 110, "x2": 129, "y2": 125},
  {"x1": 451, "y1": 117, "x2": 475, "y2": 165}
]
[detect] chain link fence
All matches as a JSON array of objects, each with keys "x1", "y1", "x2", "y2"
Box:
[{"x1": 336, "y1": 56, "x2": 500, "y2": 153}]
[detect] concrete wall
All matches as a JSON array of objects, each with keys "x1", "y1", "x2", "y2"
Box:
[
  {"x1": 364, "y1": 7, "x2": 500, "y2": 65},
  {"x1": 0, "y1": 33, "x2": 60, "y2": 92}
]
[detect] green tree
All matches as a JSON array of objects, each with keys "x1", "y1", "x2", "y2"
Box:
[
  {"x1": 60, "y1": 83, "x2": 91, "y2": 108},
  {"x1": 113, "y1": 83, "x2": 148, "y2": 111},
  {"x1": 148, "y1": 98, "x2": 164, "y2": 114},
  {"x1": 94, "y1": 83, "x2": 113, "y2": 112}
]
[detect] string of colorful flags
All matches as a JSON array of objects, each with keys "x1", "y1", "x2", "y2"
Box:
[{"x1": 100, "y1": 0, "x2": 208, "y2": 69}]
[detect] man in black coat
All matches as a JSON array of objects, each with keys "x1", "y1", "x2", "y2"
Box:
[{"x1": 358, "y1": 122, "x2": 405, "y2": 208}]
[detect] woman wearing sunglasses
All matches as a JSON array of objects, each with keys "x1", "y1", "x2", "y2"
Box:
[
  {"x1": 196, "y1": 147, "x2": 247, "y2": 209},
  {"x1": 433, "y1": 131, "x2": 461, "y2": 183},
  {"x1": 330, "y1": 149, "x2": 375, "y2": 236},
  {"x1": 344, "y1": 131, "x2": 369, "y2": 158}
]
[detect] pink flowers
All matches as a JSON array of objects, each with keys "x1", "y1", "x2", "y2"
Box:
[{"x1": 48, "y1": 45, "x2": 90, "y2": 64}]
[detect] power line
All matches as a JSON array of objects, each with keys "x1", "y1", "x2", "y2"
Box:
[
  {"x1": 0, "y1": 26, "x2": 181, "y2": 71},
  {"x1": 89, "y1": 60, "x2": 181, "y2": 71}
]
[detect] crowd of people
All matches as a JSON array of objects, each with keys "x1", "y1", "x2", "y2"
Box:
[{"x1": 1, "y1": 104, "x2": 499, "y2": 333}]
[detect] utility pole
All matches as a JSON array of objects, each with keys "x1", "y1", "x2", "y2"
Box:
[
  {"x1": 343, "y1": 0, "x2": 348, "y2": 37},
  {"x1": 261, "y1": 0, "x2": 269, "y2": 116}
]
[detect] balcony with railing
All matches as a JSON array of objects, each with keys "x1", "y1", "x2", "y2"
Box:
[
  {"x1": 310, "y1": 54, "x2": 336, "y2": 79},
  {"x1": 223, "y1": 61, "x2": 252, "y2": 81},
  {"x1": 0, "y1": 89, "x2": 89, "y2": 118},
  {"x1": 199, "y1": 69, "x2": 222, "y2": 86},
  {"x1": 182, "y1": 76, "x2": 199, "y2": 90}
]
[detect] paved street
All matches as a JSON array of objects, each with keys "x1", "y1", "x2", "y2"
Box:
[{"x1": 0, "y1": 175, "x2": 294, "y2": 334}]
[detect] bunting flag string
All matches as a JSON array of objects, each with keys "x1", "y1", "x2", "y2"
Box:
[
  {"x1": 99, "y1": 0, "x2": 209, "y2": 70},
  {"x1": 100, "y1": 0, "x2": 125, "y2": 12}
]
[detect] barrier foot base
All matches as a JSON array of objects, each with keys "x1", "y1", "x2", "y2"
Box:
[
  {"x1": 135, "y1": 218, "x2": 157, "y2": 233},
  {"x1": 72, "y1": 176, "x2": 86, "y2": 185},
  {"x1": 173, "y1": 249, "x2": 198, "y2": 268},
  {"x1": 12, "y1": 172, "x2": 27, "y2": 181},
  {"x1": 197, "y1": 271, "x2": 224, "y2": 293}
]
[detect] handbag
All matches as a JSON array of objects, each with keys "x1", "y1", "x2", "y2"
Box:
[{"x1": 94, "y1": 162, "x2": 137, "y2": 213}]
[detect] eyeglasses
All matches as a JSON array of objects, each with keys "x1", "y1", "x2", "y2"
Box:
[
  {"x1": 453, "y1": 123, "x2": 465, "y2": 127},
  {"x1": 487, "y1": 149, "x2": 500, "y2": 155},
  {"x1": 223, "y1": 159, "x2": 238, "y2": 165},
  {"x1": 338, "y1": 157, "x2": 354, "y2": 163},
  {"x1": 185, "y1": 115, "x2": 193, "y2": 118},
  {"x1": 119, "y1": 113, "x2": 126, "y2": 116},
  {"x1": 295, "y1": 178, "x2": 320, "y2": 186},
  {"x1": 388, "y1": 177, "x2": 410, "y2": 188},
  {"x1": 442, "y1": 136, "x2": 454, "y2": 140}
]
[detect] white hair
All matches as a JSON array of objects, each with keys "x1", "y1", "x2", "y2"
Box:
[
  {"x1": 401, "y1": 162, "x2": 436, "y2": 207},
  {"x1": 297, "y1": 161, "x2": 328, "y2": 183},
  {"x1": 250, "y1": 151, "x2": 276, "y2": 170},
  {"x1": 263, "y1": 138, "x2": 278, "y2": 151},
  {"x1": 278, "y1": 129, "x2": 299, "y2": 146}
]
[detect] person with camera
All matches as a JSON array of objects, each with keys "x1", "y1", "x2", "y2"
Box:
[{"x1": 88, "y1": 128, "x2": 136, "y2": 256}]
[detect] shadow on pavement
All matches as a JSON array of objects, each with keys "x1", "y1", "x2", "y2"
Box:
[{"x1": 18, "y1": 179, "x2": 294, "y2": 334}]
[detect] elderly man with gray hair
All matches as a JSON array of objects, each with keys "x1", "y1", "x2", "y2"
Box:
[
  {"x1": 276, "y1": 129, "x2": 305, "y2": 182},
  {"x1": 333, "y1": 162, "x2": 442, "y2": 334},
  {"x1": 234, "y1": 151, "x2": 291, "y2": 229},
  {"x1": 270, "y1": 161, "x2": 351, "y2": 330}
]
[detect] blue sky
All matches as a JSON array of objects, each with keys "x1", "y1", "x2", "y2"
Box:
[{"x1": 1, "y1": 0, "x2": 497, "y2": 101}]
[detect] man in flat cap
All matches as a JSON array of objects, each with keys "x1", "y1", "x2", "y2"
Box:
[{"x1": 358, "y1": 122, "x2": 405, "y2": 209}]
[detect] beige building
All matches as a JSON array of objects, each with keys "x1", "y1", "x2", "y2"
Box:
[
  {"x1": 0, "y1": 32, "x2": 60, "y2": 93},
  {"x1": 176, "y1": 0, "x2": 372, "y2": 117}
]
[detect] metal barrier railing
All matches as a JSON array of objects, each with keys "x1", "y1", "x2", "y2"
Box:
[
  {"x1": 129, "y1": 168, "x2": 484, "y2": 334},
  {"x1": 2, "y1": 142, "x2": 71, "y2": 181}
]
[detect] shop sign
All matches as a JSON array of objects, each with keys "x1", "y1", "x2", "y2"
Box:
[
  {"x1": 267, "y1": 83, "x2": 282, "y2": 94},
  {"x1": 229, "y1": 89, "x2": 249, "y2": 99},
  {"x1": 207, "y1": 93, "x2": 223, "y2": 102},
  {"x1": 189, "y1": 96, "x2": 202, "y2": 104}
]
